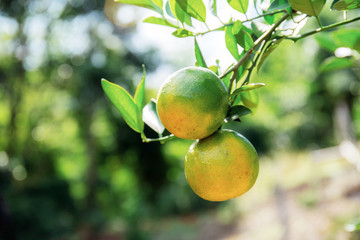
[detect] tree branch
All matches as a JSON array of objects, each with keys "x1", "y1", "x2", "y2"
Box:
[
  {"x1": 195, "y1": 9, "x2": 287, "y2": 36},
  {"x1": 285, "y1": 16, "x2": 360, "y2": 41},
  {"x1": 220, "y1": 12, "x2": 290, "y2": 79}
]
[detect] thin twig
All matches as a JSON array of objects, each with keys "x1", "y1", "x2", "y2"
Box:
[
  {"x1": 195, "y1": 9, "x2": 287, "y2": 36},
  {"x1": 220, "y1": 12, "x2": 290, "y2": 79},
  {"x1": 142, "y1": 134, "x2": 176, "y2": 143},
  {"x1": 286, "y1": 16, "x2": 360, "y2": 41}
]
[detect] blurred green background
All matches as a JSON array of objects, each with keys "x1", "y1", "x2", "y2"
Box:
[{"x1": 1, "y1": 0, "x2": 360, "y2": 239}]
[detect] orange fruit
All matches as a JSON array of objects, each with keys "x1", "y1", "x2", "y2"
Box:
[
  {"x1": 185, "y1": 129, "x2": 259, "y2": 201},
  {"x1": 156, "y1": 67, "x2": 228, "y2": 140}
]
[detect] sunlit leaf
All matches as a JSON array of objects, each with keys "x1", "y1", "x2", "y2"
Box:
[
  {"x1": 264, "y1": 11, "x2": 284, "y2": 24},
  {"x1": 257, "y1": 39, "x2": 283, "y2": 71},
  {"x1": 210, "y1": 0, "x2": 218, "y2": 15},
  {"x1": 101, "y1": 79, "x2": 143, "y2": 133},
  {"x1": 225, "y1": 24, "x2": 240, "y2": 60},
  {"x1": 331, "y1": 0, "x2": 360, "y2": 10},
  {"x1": 225, "y1": 105, "x2": 252, "y2": 122},
  {"x1": 315, "y1": 32, "x2": 338, "y2": 52},
  {"x1": 143, "y1": 16, "x2": 178, "y2": 28},
  {"x1": 194, "y1": 38, "x2": 207, "y2": 68},
  {"x1": 251, "y1": 21, "x2": 271, "y2": 38},
  {"x1": 288, "y1": 0, "x2": 326, "y2": 16},
  {"x1": 115, "y1": 0, "x2": 162, "y2": 14},
  {"x1": 332, "y1": 29, "x2": 360, "y2": 52},
  {"x1": 143, "y1": 99, "x2": 165, "y2": 134},
  {"x1": 169, "y1": 0, "x2": 192, "y2": 26},
  {"x1": 232, "y1": 21, "x2": 254, "y2": 51},
  {"x1": 230, "y1": 83, "x2": 266, "y2": 97},
  {"x1": 320, "y1": 57, "x2": 354, "y2": 72},
  {"x1": 268, "y1": 0, "x2": 290, "y2": 11},
  {"x1": 208, "y1": 65, "x2": 219, "y2": 74},
  {"x1": 176, "y1": 0, "x2": 207, "y2": 22},
  {"x1": 165, "y1": 1, "x2": 176, "y2": 18},
  {"x1": 172, "y1": 28, "x2": 194, "y2": 37},
  {"x1": 151, "y1": 0, "x2": 163, "y2": 9},
  {"x1": 134, "y1": 65, "x2": 146, "y2": 112},
  {"x1": 227, "y1": 0, "x2": 249, "y2": 13},
  {"x1": 238, "y1": 90, "x2": 259, "y2": 112}
]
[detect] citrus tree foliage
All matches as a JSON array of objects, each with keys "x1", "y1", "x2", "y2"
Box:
[{"x1": 103, "y1": 0, "x2": 360, "y2": 142}]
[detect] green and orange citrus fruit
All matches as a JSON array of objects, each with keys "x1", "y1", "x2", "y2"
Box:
[
  {"x1": 185, "y1": 129, "x2": 259, "y2": 201},
  {"x1": 156, "y1": 67, "x2": 228, "y2": 140}
]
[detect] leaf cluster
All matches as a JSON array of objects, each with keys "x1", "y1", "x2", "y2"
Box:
[{"x1": 103, "y1": 0, "x2": 360, "y2": 142}]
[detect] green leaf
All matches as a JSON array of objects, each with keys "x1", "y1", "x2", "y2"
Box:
[
  {"x1": 142, "y1": 99, "x2": 165, "y2": 134},
  {"x1": 251, "y1": 21, "x2": 271, "y2": 38},
  {"x1": 172, "y1": 28, "x2": 194, "y2": 37},
  {"x1": 268, "y1": 0, "x2": 290, "y2": 11},
  {"x1": 225, "y1": 105, "x2": 252, "y2": 122},
  {"x1": 210, "y1": 0, "x2": 218, "y2": 15},
  {"x1": 176, "y1": 0, "x2": 207, "y2": 22},
  {"x1": 331, "y1": 0, "x2": 360, "y2": 10},
  {"x1": 151, "y1": 0, "x2": 163, "y2": 9},
  {"x1": 143, "y1": 16, "x2": 178, "y2": 28},
  {"x1": 238, "y1": 90, "x2": 259, "y2": 112},
  {"x1": 345, "y1": 221, "x2": 360, "y2": 232},
  {"x1": 225, "y1": 24, "x2": 240, "y2": 60},
  {"x1": 227, "y1": 0, "x2": 249, "y2": 13},
  {"x1": 194, "y1": 38, "x2": 207, "y2": 68},
  {"x1": 230, "y1": 83, "x2": 266, "y2": 97},
  {"x1": 332, "y1": 29, "x2": 360, "y2": 52},
  {"x1": 288, "y1": 0, "x2": 326, "y2": 16},
  {"x1": 315, "y1": 32, "x2": 339, "y2": 52},
  {"x1": 208, "y1": 65, "x2": 219, "y2": 75},
  {"x1": 320, "y1": 57, "x2": 354, "y2": 72},
  {"x1": 101, "y1": 79, "x2": 143, "y2": 133},
  {"x1": 264, "y1": 11, "x2": 284, "y2": 24},
  {"x1": 169, "y1": 0, "x2": 192, "y2": 26},
  {"x1": 165, "y1": 1, "x2": 176, "y2": 18},
  {"x1": 257, "y1": 39, "x2": 283, "y2": 71},
  {"x1": 232, "y1": 21, "x2": 254, "y2": 51},
  {"x1": 115, "y1": 0, "x2": 163, "y2": 14},
  {"x1": 134, "y1": 65, "x2": 146, "y2": 112}
]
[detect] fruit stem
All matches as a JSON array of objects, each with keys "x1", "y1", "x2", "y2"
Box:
[{"x1": 142, "y1": 134, "x2": 176, "y2": 143}]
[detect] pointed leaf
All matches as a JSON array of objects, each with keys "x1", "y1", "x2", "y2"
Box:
[
  {"x1": 320, "y1": 57, "x2": 354, "y2": 72},
  {"x1": 257, "y1": 39, "x2": 283, "y2": 71},
  {"x1": 194, "y1": 38, "x2": 207, "y2": 68},
  {"x1": 251, "y1": 21, "x2": 271, "y2": 38},
  {"x1": 225, "y1": 25, "x2": 240, "y2": 60},
  {"x1": 331, "y1": 0, "x2": 360, "y2": 10},
  {"x1": 134, "y1": 65, "x2": 146, "y2": 113},
  {"x1": 227, "y1": 0, "x2": 249, "y2": 13},
  {"x1": 101, "y1": 79, "x2": 143, "y2": 133},
  {"x1": 143, "y1": 16, "x2": 178, "y2": 28},
  {"x1": 315, "y1": 32, "x2": 339, "y2": 52},
  {"x1": 143, "y1": 99, "x2": 165, "y2": 134},
  {"x1": 225, "y1": 105, "x2": 252, "y2": 122},
  {"x1": 230, "y1": 83, "x2": 266, "y2": 97},
  {"x1": 239, "y1": 91, "x2": 259, "y2": 112},
  {"x1": 169, "y1": 0, "x2": 192, "y2": 25},
  {"x1": 288, "y1": 0, "x2": 326, "y2": 16},
  {"x1": 115, "y1": 0, "x2": 162, "y2": 14},
  {"x1": 268, "y1": 0, "x2": 290, "y2": 11},
  {"x1": 210, "y1": 0, "x2": 218, "y2": 15},
  {"x1": 172, "y1": 28, "x2": 194, "y2": 37},
  {"x1": 176, "y1": 0, "x2": 207, "y2": 22},
  {"x1": 332, "y1": 29, "x2": 360, "y2": 52},
  {"x1": 151, "y1": 0, "x2": 163, "y2": 8},
  {"x1": 232, "y1": 21, "x2": 254, "y2": 51}
]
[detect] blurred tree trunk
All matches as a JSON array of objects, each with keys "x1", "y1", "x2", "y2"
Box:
[{"x1": 334, "y1": 95, "x2": 360, "y2": 171}]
